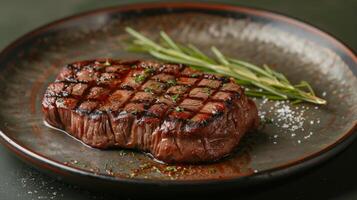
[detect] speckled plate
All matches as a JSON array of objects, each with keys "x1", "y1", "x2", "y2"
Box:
[{"x1": 0, "y1": 2, "x2": 356, "y2": 194}]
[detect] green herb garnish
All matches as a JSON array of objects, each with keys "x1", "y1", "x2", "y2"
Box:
[
  {"x1": 144, "y1": 87, "x2": 153, "y2": 94},
  {"x1": 203, "y1": 87, "x2": 211, "y2": 94},
  {"x1": 171, "y1": 94, "x2": 180, "y2": 102},
  {"x1": 165, "y1": 166, "x2": 178, "y2": 172},
  {"x1": 144, "y1": 67, "x2": 156, "y2": 74},
  {"x1": 152, "y1": 166, "x2": 161, "y2": 174},
  {"x1": 139, "y1": 163, "x2": 150, "y2": 169},
  {"x1": 175, "y1": 106, "x2": 184, "y2": 112},
  {"x1": 134, "y1": 74, "x2": 146, "y2": 83},
  {"x1": 125, "y1": 27, "x2": 326, "y2": 105},
  {"x1": 166, "y1": 79, "x2": 177, "y2": 86},
  {"x1": 191, "y1": 74, "x2": 199, "y2": 78}
]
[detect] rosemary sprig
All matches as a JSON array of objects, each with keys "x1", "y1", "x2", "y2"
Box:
[{"x1": 125, "y1": 27, "x2": 326, "y2": 105}]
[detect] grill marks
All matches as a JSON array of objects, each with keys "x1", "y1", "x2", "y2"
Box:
[{"x1": 44, "y1": 59, "x2": 240, "y2": 123}]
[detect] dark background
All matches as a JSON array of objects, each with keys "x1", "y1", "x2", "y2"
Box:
[{"x1": 0, "y1": 0, "x2": 356, "y2": 199}]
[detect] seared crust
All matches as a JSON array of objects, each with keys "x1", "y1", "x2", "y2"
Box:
[{"x1": 42, "y1": 59, "x2": 258, "y2": 163}]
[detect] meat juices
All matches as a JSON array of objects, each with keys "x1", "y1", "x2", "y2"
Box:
[{"x1": 42, "y1": 59, "x2": 259, "y2": 163}]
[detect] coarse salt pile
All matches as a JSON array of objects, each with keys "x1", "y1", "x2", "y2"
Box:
[
  {"x1": 256, "y1": 97, "x2": 321, "y2": 143},
  {"x1": 274, "y1": 103, "x2": 305, "y2": 132}
]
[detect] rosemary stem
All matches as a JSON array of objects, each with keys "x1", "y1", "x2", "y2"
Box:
[{"x1": 125, "y1": 27, "x2": 327, "y2": 105}]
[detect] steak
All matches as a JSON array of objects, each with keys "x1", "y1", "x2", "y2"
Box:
[{"x1": 42, "y1": 59, "x2": 259, "y2": 163}]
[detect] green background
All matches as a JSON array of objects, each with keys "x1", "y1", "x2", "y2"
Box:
[{"x1": 0, "y1": 0, "x2": 356, "y2": 199}]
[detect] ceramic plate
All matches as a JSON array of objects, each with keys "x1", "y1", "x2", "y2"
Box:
[{"x1": 0, "y1": 2, "x2": 356, "y2": 193}]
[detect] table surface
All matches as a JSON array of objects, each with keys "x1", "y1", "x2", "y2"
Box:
[{"x1": 0, "y1": 0, "x2": 356, "y2": 199}]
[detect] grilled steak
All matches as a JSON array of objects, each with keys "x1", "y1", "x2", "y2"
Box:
[{"x1": 42, "y1": 59, "x2": 258, "y2": 163}]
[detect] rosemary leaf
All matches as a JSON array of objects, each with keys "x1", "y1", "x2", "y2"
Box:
[{"x1": 160, "y1": 31, "x2": 181, "y2": 52}]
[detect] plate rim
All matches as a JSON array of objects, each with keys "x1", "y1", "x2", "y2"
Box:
[{"x1": 0, "y1": 2, "x2": 356, "y2": 186}]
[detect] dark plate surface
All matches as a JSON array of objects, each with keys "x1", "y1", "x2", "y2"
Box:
[{"x1": 0, "y1": 2, "x2": 356, "y2": 192}]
